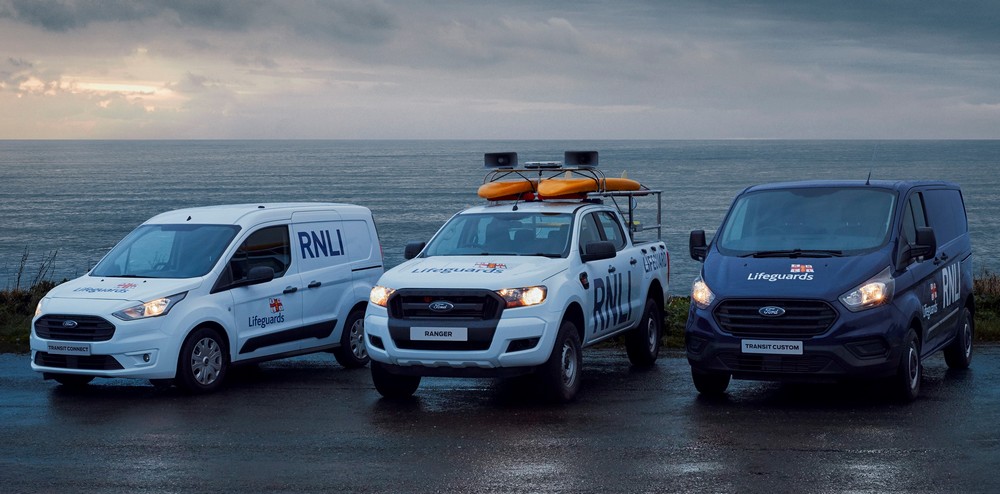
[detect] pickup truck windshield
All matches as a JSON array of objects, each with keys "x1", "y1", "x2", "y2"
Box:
[
  {"x1": 717, "y1": 187, "x2": 896, "y2": 257},
  {"x1": 91, "y1": 224, "x2": 240, "y2": 279},
  {"x1": 423, "y1": 212, "x2": 573, "y2": 258}
]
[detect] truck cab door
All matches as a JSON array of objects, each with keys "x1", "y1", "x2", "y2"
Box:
[{"x1": 579, "y1": 212, "x2": 637, "y2": 341}]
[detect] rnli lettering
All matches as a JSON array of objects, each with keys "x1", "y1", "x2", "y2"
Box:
[
  {"x1": 592, "y1": 271, "x2": 633, "y2": 333},
  {"x1": 298, "y1": 229, "x2": 345, "y2": 259},
  {"x1": 942, "y1": 263, "x2": 961, "y2": 308}
]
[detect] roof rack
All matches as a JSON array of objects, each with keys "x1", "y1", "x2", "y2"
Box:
[{"x1": 479, "y1": 151, "x2": 662, "y2": 241}]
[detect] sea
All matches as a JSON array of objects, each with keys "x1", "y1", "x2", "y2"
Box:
[{"x1": 1, "y1": 140, "x2": 998, "y2": 295}]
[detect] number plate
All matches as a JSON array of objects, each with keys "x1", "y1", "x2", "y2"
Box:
[
  {"x1": 741, "y1": 339, "x2": 803, "y2": 355},
  {"x1": 46, "y1": 342, "x2": 92, "y2": 356},
  {"x1": 410, "y1": 327, "x2": 468, "y2": 342}
]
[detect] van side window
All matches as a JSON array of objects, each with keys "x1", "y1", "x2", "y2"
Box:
[
  {"x1": 229, "y1": 226, "x2": 292, "y2": 281},
  {"x1": 922, "y1": 189, "x2": 967, "y2": 244},
  {"x1": 901, "y1": 193, "x2": 927, "y2": 246},
  {"x1": 595, "y1": 211, "x2": 628, "y2": 251}
]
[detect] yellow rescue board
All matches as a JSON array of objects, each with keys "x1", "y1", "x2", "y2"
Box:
[
  {"x1": 537, "y1": 177, "x2": 641, "y2": 198},
  {"x1": 477, "y1": 179, "x2": 538, "y2": 200}
]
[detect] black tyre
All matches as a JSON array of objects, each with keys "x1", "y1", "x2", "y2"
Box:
[
  {"x1": 944, "y1": 308, "x2": 973, "y2": 369},
  {"x1": 53, "y1": 374, "x2": 94, "y2": 388},
  {"x1": 626, "y1": 298, "x2": 662, "y2": 368},
  {"x1": 691, "y1": 369, "x2": 730, "y2": 395},
  {"x1": 333, "y1": 308, "x2": 369, "y2": 369},
  {"x1": 892, "y1": 329, "x2": 921, "y2": 402},
  {"x1": 176, "y1": 327, "x2": 228, "y2": 394},
  {"x1": 371, "y1": 361, "x2": 421, "y2": 399},
  {"x1": 539, "y1": 320, "x2": 583, "y2": 403}
]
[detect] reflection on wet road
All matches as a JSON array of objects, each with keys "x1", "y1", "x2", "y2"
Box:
[{"x1": 2, "y1": 347, "x2": 999, "y2": 493}]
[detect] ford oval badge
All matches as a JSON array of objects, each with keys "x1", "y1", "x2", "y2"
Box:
[
  {"x1": 429, "y1": 301, "x2": 455, "y2": 313},
  {"x1": 62, "y1": 320, "x2": 79, "y2": 328},
  {"x1": 758, "y1": 306, "x2": 786, "y2": 317}
]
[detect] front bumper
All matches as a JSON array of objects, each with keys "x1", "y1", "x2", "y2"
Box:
[
  {"x1": 30, "y1": 315, "x2": 180, "y2": 380},
  {"x1": 685, "y1": 302, "x2": 907, "y2": 382},
  {"x1": 364, "y1": 304, "x2": 560, "y2": 378}
]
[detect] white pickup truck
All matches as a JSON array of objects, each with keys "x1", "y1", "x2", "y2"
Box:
[{"x1": 364, "y1": 152, "x2": 669, "y2": 402}]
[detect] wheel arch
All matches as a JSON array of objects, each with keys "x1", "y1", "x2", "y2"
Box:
[{"x1": 562, "y1": 301, "x2": 585, "y2": 344}]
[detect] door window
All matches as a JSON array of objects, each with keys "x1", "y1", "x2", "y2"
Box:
[
  {"x1": 227, "y1": 226, "x2": 292, "y2": 283},
  {"x1": 595, "y1": 211, "x2": 628, "y2": 251}
]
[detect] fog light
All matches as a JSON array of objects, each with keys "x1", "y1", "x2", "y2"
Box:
[
  {"x1": 505, "y1": 337, "x2": 540, "y2": 354},
  {"x1": 143, "y1": 353, "x2": 150, "y2": 363},
  {"x1": 846, "y1": 338, "x2": 889, "y2": 359}
]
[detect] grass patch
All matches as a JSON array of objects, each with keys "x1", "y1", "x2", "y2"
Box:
[
  {"x1": 3, "y1": 250, "x2": 1000, "y2": 353},
  {"x1": 974, "y1": 270, "x2": 1000, "y2": 341}
]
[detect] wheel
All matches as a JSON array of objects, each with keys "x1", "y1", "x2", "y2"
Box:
[
  {"x1": 371, "y1": 361, "x2": 421, "y2": 399},
  {"x1": 539, "y1": 320, "x2": 583, "y2": 403},
  {"x1": 944, "y1": 308, "x2": 973, "y2": 369},
  {"x1": 691, "y1": 369, "x2": 730, "y2": 395},
  {"x1": 626, "y1": 298, "x2": 662, "y2": 368},
  {"x1": 333, "y1": 308, "x2": 369, "y2": 368},
  {"x1": 892, "y1": 329, "x2": 921, "y2": 401},
  {"x1": 53, "y1": 374, "x2": 94, "y2": 388},
  {"x1": 176, "y1": 327, "x2": 228, "y2": 394}
]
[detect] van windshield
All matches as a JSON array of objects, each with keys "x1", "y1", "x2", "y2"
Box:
[
  {"x1": 422, "y1": 212, "x2": 573, "y2": 258},
  {"x1": 716, "y1": 187, "x2": 896, "y2": 257},
  {"x1": 91, "y1": 224, "x2": 240, "y2": 279}
]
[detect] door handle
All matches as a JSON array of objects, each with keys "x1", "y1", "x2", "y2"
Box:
[
  {"x1": 608, "y1": 266, "x2": 617, "y2": 273},
  {"x1": 939, "y1": 252, "x2": 949, "y2": 261},
  {"x1": 283, "y1": 286, "x2": 298, "y2": 294},
  {"x1": 307, "y1": 281, "x2": 322, "y2": 289},
  {"x1": 629, "y1": 258, "x2": 638, "y2": 266}
]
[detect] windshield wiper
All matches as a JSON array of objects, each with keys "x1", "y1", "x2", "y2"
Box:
[{"x1": 741, "y1": 248, "x2": 844, "y2": 258}]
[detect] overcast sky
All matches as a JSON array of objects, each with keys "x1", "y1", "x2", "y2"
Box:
[{"x1": 1, "y1": 0, "x2": 998, "y2": 139}]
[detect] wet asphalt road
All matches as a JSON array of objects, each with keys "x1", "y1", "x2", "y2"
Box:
[{"x1": 2, "y1": 346, "x2": 1000, "y2": 494}]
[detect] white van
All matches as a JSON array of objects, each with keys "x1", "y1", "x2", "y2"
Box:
[{"x1": 30, "y1": 203, "x2": 383, "y2": 393}]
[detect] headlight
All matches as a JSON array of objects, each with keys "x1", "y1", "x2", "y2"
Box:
[
  {"x1": 840, "y1": 266, "x2": 894, "y2": 312},
  {"x1": 496, "y1": 286, "x2": 547, "y2": 308},
  {"x1": 370, "y1": 285, "x2": 396, "y2": 307},
  {"x1": 112, "y1": 292, "x2": 187, "y2": 321},
  {"x1": 691, "y1": 276, "x2": 715, "y2": 309},
  {"x1": 34, "y1": 298, "x2": 47, "y2": 318}
]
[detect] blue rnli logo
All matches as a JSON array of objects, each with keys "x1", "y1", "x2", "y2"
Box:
[{"x1": 758, "y1": 306, "x2": 786, "y2": 317}]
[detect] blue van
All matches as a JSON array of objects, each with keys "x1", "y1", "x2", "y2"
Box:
[{"x1": 686, "y1": 180, "x2": 973, "y2": 400}]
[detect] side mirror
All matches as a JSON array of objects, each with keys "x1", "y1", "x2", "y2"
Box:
[
  {"x1": 581, "y1": 241, "x2": 616, "y2": 262},
  {"x1": 689, "y1": 230, "x2": 708, "y2": 262},
  {"x1": 231, "y1": 265, "x2": 275, "y2": 288},
  {"x1": 404, "y1": 242, "x2": 426, "y2": 260},
  {"x1": 911, "y1": 227, "x2": 937, "y2": 260}
]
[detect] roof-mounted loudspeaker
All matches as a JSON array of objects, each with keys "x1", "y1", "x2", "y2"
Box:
[
  {"x1": 564, "y1": 151, "x2": 599, "y2": 167},
  {"x1": 485, "y1": 152, "x2": 518, "y2": 168}
]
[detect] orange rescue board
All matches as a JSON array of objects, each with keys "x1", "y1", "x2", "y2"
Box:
[
  {"x1": 537, "y1": 177, "x2": 641, "y2": 199},
  {"x1": 477, "y1": 179, "x2": 538, "y2": 200}
]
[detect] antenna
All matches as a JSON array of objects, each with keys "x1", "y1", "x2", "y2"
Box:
[{"x1": 866, "y1": 143, "x2": 878, "y2": 185}]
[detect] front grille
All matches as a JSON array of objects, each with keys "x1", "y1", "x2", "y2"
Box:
[
  {"x1": 718, "y1": 352, "x2": 833, "y2": 374},
  {"x1": 714, "y1": 299, "x2": 837, "y2": 339},
  {"x1": 389, "y1": 289, "x2": 504, "y2": 321},
  {"x1": 35, "y1": 315, "x2": 116, "y2": 342},
  {"x1": 34, "y1": 352, "x2": 123, "y2": 370}
]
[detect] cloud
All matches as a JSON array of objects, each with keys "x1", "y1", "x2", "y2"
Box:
[{"x1": 0, "y1": 0, "x2": 998, "y2": 139}]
